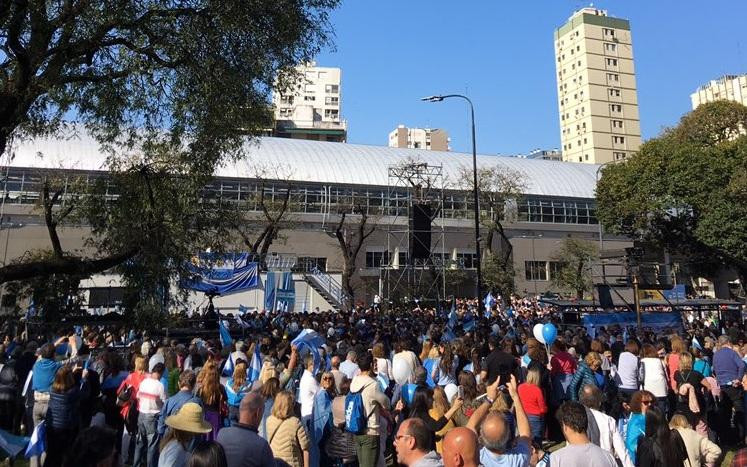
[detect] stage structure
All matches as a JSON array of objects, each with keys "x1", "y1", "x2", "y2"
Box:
[{"x1": 380, "y1": 161, "x2": 452, "y2": 304}]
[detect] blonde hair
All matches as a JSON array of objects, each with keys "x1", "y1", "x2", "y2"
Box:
[
  {"x1": 585, "y1": 352, "x2": 602, "y2": 369},
  {"x1": 678, "y1": 352, "x2": 693, "y2": 371},
  {"x1": 272, "y1": 390, "x2": 295, "y2": 420},
  {"x1": 231, "y1": 362, "x2": 247, "y2": 393},
  {"x1": 419, "y1": 341, "x2": 432, "y2": 362},
  {"x1": 526, "y1": 366, "x2": 542, "y2": 386},
  {"x1": 198, "y1": 365, "x2": 222, "y2": 407},
  {"x1": 260, "y1": 362, "x2": 278, "y2": 384},
  {"x1": 669, "y1": 414, "x2": 690, "y2": 429},
  {"x1": 134, "y1": 356, "x2": 147, "y2": 373},
  {"x1": 670, "y1": 337, "x2": 686, "y2": 354}
]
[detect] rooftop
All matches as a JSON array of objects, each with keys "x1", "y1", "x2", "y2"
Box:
[{"x1": 7, "y1": 132, "x2": 601, "y2": 199}]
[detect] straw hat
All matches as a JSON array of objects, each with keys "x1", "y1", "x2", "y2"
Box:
[{"x1": 165, "y1": 403, "x2": 212, "y2": 433}]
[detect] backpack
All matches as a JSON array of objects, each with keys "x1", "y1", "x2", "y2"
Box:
[{"x1": 345, "y1": 383, "x2": 373, "y2": 434}]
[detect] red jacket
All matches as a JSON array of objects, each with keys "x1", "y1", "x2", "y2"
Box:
[{"x1": 117, "y1": 371, "x2": 146, "y2": 420}]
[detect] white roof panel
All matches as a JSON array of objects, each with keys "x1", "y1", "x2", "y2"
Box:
[{"x1": 7, "y1": 133, "x2": 599, "y2": 199}]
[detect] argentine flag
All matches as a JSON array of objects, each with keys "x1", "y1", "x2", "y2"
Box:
[
  {"x1": 25, "y1": 421, "x2": 45, "y2": 458},
  {"x1": 218, "y1": 319, "x2": 233, "y2": 349},
  {"x1": 248, "y1": 342, "x2": 262, "y2": 383}
]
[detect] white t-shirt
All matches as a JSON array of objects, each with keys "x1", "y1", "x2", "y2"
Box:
[
  {"x1": 137, "y1": 377, "x2": 166, "y2": 414},
  {"x1": 549, "y1": 442, "x2": 617, "y2": 467},
  {"x1": 299, "y1": 370, "x2": 319, "y2": 418}
]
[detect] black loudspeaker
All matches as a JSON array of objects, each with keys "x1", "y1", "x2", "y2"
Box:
[
  {"x1": 597, "y1": 285, "x2": 614, "y2": 308},
  {"x1": 410, "y1": 204, "x2": 432, "y2": 260}
]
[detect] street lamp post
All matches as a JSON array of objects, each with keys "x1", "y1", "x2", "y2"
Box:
[{"x1": 421, "y1": 94, "x2": 482, "y2": 303}]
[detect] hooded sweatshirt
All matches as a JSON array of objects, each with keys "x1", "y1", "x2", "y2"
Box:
[{"x1": 349, "y1": 373, "x2": 390, "y2": 436}]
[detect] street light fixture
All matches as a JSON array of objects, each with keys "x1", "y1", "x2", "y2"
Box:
[{"x1": 421, "y1": 94, "x2": 482, "y2": 304}]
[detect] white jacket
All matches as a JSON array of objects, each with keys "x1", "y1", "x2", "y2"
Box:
[
  {"x1": 589, "y1": 408, "x2": 634, "y2": 467},
  {"x1": 674, "y1": 427, "x2": 721, "y2": 467}
]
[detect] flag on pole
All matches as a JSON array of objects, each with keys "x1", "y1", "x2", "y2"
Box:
[
  {"x1": 248, "y1": 342, "x2": 262, "y2": 383},
  {"x1": 447, "y1": 306, "x2": 458, "y2": 330},
  {"x1": 218, "y1": 319, "x2": 233, "y2": 349},
  {"x1": 692, "y1": 336, "x2": 703, "y2": 351},
  {"x1": 484, "y1": 292, "x2": 496, "y2": 318},
  {"x1": 462, "y1": 310, "x2": 476, "y2": 332},
  {"x1": 25, "y1": 421, "x2": 45, "y2": 458},
  {"x1": 292, "y1": 329, "x2": 325, "y2": 375}
]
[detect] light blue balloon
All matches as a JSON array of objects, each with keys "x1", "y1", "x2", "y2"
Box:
[
  {"x1": 542, "y1": 323, "x2": 558, "y2": 345},
  {"x1": 403, "y1": 383, "x2": 417, "y2": 405}
]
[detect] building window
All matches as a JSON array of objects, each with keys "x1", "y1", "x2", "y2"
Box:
[
  {"x1": 614, "y1": 151, "x2": 627, "y2": 160},
  {"x1": 280, "y1": 95, "x2": 294, "y2": 105},
  {"x1": 304, "y1": 84, "x2": 314, "y2": 92},
  {"x1": 295, "y1": 257, "x2": 327, "y2": 272},
  {"x1": 525, "y1": 261, "x2": 548, "y2": 281},
  {"x1": 366, "y1": 251, "x2": 389, "y2": 268},
  {"x1": 605, "y1": 43, "x2": 617, "y2": 52},
  {"x1": 456, "y1": 252, "x2": 478, "y2": 269},
  {"x1": 603, "y1": 28, "x2": 615, "y2": 37},
  {"x1": 325, "y1": 96, "x2": 339, "y2": 105},
  {"x1": 606, "y1": 58, "x2": 618, "y2": 66},
  {"x1": 278, "y1": 108, "x2": 292, "y2": 118},
  {"x1": 585, "y1": 154, "x2": 589, "y2": 161},
  {"x1": 304, "y1": 95, "x2": 315, "y2": 101},
  {"x1": 610, "y1": 104, "x2": 622, "y2": 112},
  {"x1": 612, "y1": 136, "x2": 625, "y2": 144},
  {"x1": 325, "y1": 84, "x2": 339, "y2": 94},
  {"x1": 612, "y1": 119, "x2": 623, "y2": 128},
  {"x1": 609, "y1": 88, "x2": 621, "y2": 97},
  {"x1": 324, "y1": 109, "x2": 339, "y2": 120},
  {"x1": 549, "y1": 261, "x2": 564, "y2": 281},
  {"x1": 606, "y1": 73, "x2": 619, "y2": 82}
]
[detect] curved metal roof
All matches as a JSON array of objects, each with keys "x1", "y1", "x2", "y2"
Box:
[{"x1": 8, "y1": 132, "x2": 599, "y2": 199}]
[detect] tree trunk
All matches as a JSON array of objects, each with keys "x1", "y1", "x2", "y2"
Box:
[{"x1": 576, "y1": 260, "x2": 585, "y2": 299}]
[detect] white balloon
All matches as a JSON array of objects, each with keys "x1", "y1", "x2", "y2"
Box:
[
  {"x1": 392, "y1": 355, "x2": 413, "y2": 385},
  {"x1": 533, "y1": 323, "x2": 546, "y2": 344}
]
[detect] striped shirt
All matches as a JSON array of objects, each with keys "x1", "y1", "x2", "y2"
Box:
[{"x1": 137, "y1": 377, "x2": 166, "y2": 414}]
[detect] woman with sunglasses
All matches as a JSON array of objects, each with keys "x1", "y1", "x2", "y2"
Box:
[{"x1": 624, "y1": 390, "x2": 655, "y2": 464}]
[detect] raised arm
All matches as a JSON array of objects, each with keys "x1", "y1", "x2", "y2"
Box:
[{"x1": 507, "y1": 374, "x2": 530, "y2": 440}]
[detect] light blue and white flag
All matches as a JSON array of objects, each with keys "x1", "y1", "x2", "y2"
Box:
[
  {"x1": 0, "y1": 428, "x2": 29, "y2": 458},
  {"x1": 292, "y1": 329, "x2": 325, "y2": 375},
  {"x1": 25, "y1": 421, "x2": 45, "y2": 458},
  {"x1": 447, "y1": 306, "x2": 458, "y2": 330},
  {"x1": 692, "y1": 336, "x2": 703, "y2": 351},
  {"x1": 248, "y1": 342, "x2": 262, "y2": 383},
  {"x1": 222, "y1": 353, "x2": 235, "y2": 377},
  {"x1": 218, "y1": 319, "x2": 233, "y2": 349}
]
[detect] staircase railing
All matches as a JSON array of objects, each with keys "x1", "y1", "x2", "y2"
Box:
[{"x1": 306, "y1": 266, "x2": 349, "y2": 310}]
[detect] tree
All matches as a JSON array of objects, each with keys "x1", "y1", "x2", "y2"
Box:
[
  {"x1": 550, "y1": 238, "x2": 598, "y2": 299},
  {"x1": 0, "y1": 0, "x2": 338, "y2": 158},
  {"x1": 456, "y1": 165, "x2": 526, "y2": 293},
  {"x1": 597, "y1": 101, "x2": 747, "y2": 294},
  {"x1": 230, "y1": 162, "x2": 297, "y2": 261},
  {"x1": 0, "y1": 0, "x2": 339, "y2": 310},
  {"x1": 330, "y1": 207, "x2": 376, "y2": 308}
]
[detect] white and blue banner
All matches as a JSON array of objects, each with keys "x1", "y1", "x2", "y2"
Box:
[
  {"x1": 264, "y1": 271, "x2": 277, "y2": 311},
  {"x1": 276, "y1": 272, "x2": 295, "y2": 312},
  {"x1": 183, "y1": 253, "x2": 260, "y2": 295}
]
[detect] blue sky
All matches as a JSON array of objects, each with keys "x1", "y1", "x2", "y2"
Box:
[{"x1": 316, "y1": 1, "x2": 747, "y2": 155}]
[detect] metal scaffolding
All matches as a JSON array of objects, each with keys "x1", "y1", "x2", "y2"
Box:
[{"x1": 380, "y1": 161, "x2": 448, "y2": 304}]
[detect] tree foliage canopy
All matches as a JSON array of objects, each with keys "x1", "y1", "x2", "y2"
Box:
[
  {"x1": 550, "y1": 237, "x2": 598, "y2": 299},
  {"x1": 596, "y1": 101, "x2": 747, "y2": 289}
]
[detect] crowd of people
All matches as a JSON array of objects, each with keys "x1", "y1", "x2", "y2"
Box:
[{"x1": 0, "y1": 295, "x2": 745, "y2": 467}]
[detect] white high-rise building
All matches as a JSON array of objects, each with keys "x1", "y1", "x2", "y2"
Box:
[
  {"x1": 691, "y1": 74, "x2": 747, "y2": 109},
  {"x1": 272, "y1": 62, "x2": 346, "y2": 142},
  {"x1": 388, "y1": 125, "x2": 450, "y2": 151},
  {"x1": 555, "y1": 8, "x2": 642, "y2": 164}
]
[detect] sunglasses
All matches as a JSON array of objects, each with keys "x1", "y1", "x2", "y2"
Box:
[{"x1": 641, "y1": 400, "x2": 653, "y2": 405}]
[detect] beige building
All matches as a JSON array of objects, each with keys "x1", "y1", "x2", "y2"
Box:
[
  {"x1": 272, "y1": 62, "x2": 347, "y2": 142},
  {"x1": 554, "y1": 8, "x2": 641, "y2": 164},
  {"x1": 388, "y1": 125, "x2": 450, "y2": 151},
  {"x1": 691, "y1": 74, "x2": 747, "y2": 109}
]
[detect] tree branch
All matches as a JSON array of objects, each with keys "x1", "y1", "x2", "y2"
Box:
[
  {"x1": 42, "y1": 181, "x2": 65, "y2": 258},
  {"x1": 0, "y1": 249, "x2": 138, "y2": 285}
]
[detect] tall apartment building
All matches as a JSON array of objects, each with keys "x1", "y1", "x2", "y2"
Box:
[
  {"x1": 272, "y1": 63, "x2": 347, "y2": 142},
  {"x1": 519, "y1": 148, "x2": 562, "y2": 161},
  {"x1": 554, "y1": 8, "x2": 641, "y2": 164},
  {"x1": 388, "y1": 125, "x2": 450, "y2": 151},
  {"x1": 691, "y1": 74, "x2": 747, "y2": 109}
]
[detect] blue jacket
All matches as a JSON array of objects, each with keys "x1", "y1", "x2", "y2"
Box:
[
  {"x1": 158, "y1": 390, "x2": 202, "y2": 436},
  {"x1": 47, "y1": 387, "x2": 83, "y2": 430},
  {"x1": 31, "y1": 359, "x2": 64, "y2": 393}
]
